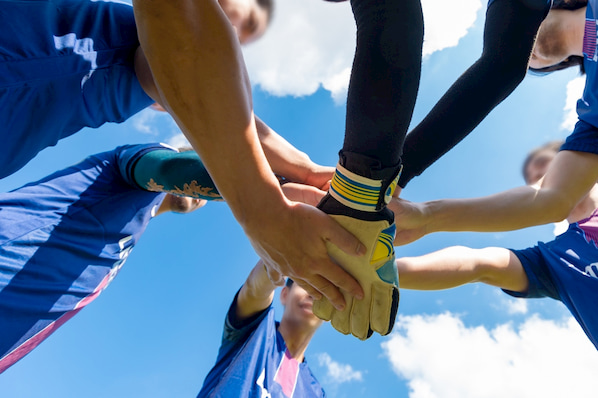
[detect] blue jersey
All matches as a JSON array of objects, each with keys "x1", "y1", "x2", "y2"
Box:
[
  {"x1": 0, "y1": 0, "x2": 153, "y2": 179},
  {"x1": 563, "y1": 0, "x2": 598, "y2": 154},
  {"x1": 0, "y1": 143, "x2": 168, "y2": 373},
  {"x1": 199, "y1": 294, "x2": 325, "y2": 398},
  {"x1": 505, "y1": 211, "x2": 598, "y2": 350}
]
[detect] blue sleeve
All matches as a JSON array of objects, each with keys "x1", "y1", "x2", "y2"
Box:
[
  {"x1": 222, "y1": 290, "x2": 273, "y2": 345},
  {"x1": 562, "y1": 119, "x2": 598, "y2": 155},
  {"x1": 503, "y1": 246, "x2": 560, "y2": 300}
]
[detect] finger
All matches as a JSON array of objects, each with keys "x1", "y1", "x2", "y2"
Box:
[
  {"x1": 309, "y1": 273, "x2": 347, "y2": 311},
  {"x1": 294, "y1": 279, "x2": 323, "y2": 301},
  {"x1": 351, "y1": 293, "x2": 370, "y2": 340},
  {"x1": 370, "y1": 282, "x2": 399, "y2": 336},
  {"x1": 320, "y1": 179, "x2": 331, "y2": 191},
  {"x1": 325, "y1": 218, "x2": 367, "y2": 257},
  {"x1": 393, "y1": 231, "x2": 420, "y2": 246},
  {"x1": 330, "y1": 296, "x2": 352, "y2": 335},
  {"x1": 312, "y1": 297, "x2": 334, "y2": 321},
  {"x1": 316, "y1": 256, "x2": 364, "y2": 300},
  {"x1": 264, "y1": 264, "x2": 284, "y2": 286}
]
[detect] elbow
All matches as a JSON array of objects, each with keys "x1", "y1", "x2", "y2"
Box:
[{"x1": 540, "y1": 191, "x2": 577, "y2": 224}]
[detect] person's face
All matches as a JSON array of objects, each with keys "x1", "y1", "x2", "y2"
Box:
[
  {"x1": 162, "y1": 195, "x2": 207, "y2": 214},
  {"x1": 529, "y1": 10, "x2": 572, "y2": 69},
  {"x1": 525, "y1": 149, "x2": 557, "y2": 185},
  {"x1": 281, "y1": 283, "x2": 324, "y2": 330},
  {"x1": 218, "y1": 0, "x2": 269, "y2": 45}
]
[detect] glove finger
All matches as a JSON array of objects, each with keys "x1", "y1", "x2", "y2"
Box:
[
  {"x1": 350, "y1": 291, "x2": 372, "y2": 341},
  {"x1": 330, "y1": 294, "x2": 353, "y2": 335},
  {"x1": 370, "y1": 282, "x2": 399, "y2": 335},
  {"x1": 313, "y1": 297, "x2": 335, "y2": 321}
]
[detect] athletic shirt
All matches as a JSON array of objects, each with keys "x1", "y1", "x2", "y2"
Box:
[
  {"x1": 563, "y1": 0, "x2": 598, "y2": 154},
  {"x1": 0, "y1": 143, "x2": 168, "y2": 373},
  {"x1": 578, "y1": 207, "x2": 598, "y2": 245},
  {"x1": 198, "y1": 295, "x2": 325, "y2": 398},
  {"x1": 0, "y1": 0, "x2": 154, "y2": 179}
]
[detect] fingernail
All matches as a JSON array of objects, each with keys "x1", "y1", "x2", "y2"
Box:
[{"x1": 335, "y1": 304, "x2": 345, "y2": 311}]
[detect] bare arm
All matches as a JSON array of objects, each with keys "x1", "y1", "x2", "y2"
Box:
[
  {"x1": 235, "y1": 260, "x2": 278, "y2": 322},
  {"x1": 255, "y1": 116, "x2": 334, "y2": 189},
  {"x1": 397, "y1": 246, "x2": 528, "y2": 293},
  {"x1": 392, "y1": 150, "x2": 598, "y2": 244},
  {"x1": 131, "y1": 0, "x2": 364, "y2": 308}
]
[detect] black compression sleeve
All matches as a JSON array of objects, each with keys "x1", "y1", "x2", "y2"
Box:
[
  {"x1": 398, "y1": 0, "x2": 550, "y2": 187},
  {"x1": 342, "y1": 0, "x2": 423, "y2": 169}
]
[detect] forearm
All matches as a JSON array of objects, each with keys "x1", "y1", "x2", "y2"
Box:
[
  {"x1": 423, "y1": 187, "x2": 569, "y2": 233},
  {"x1": 399, "y1": 0, "x2": 548, "y2": 187},
  {"x1": 256, "y1": 116, "x2": 333, "y2": 187},
  {"x1": 398, "y1": 246, "x2": 490, "y2": 290},
  {"x1": 423, "y1": 151, "x2": 598, "y2": 233},
  {"x1": 132, "y1": 0, "x2": 285, "y2": 225},
  {"x1": 236, "y1": 261, "x2": 277, "y2": 321},
  {"x1": 398, "y1": 246, "x2": 522, "y2": 291}
]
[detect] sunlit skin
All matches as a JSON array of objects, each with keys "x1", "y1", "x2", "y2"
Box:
[
  {"x1": 218, "y1": 0, "x2": 270, "y2": 45},
  {"x1": 528, "y1": 8, "x2": 585, "y2": 70},
  {"x1": 155, "y1": 195, "x2": 207, "y2": 216},
  {"x1": 133, "y1": 0, "x2": 367, "y2": 310},
  {"x1": 524, "y1": 149, "x2": 557, "y2": 185}
]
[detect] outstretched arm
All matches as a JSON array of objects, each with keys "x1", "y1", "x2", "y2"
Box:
[
  {"x1": 391, "y1": 150, "x2": 598, "y2": 244},
  {"x1": 132, "y1": 0, "x2": 364, "y2": 308},
  {"x1": 397, "y1": 246, "x2": 528, "y2": 293},
  {"x1": 133, "y1": 148, "x2": 330, "y2": 203},
  {"x1": 398, "y1": 0, "x2": 550, "y2": 188},
  {"x1": 256, "y1": 116, "x2": 334, "y2": 189},
  {"x1": 235, "y1": 260, "x2": 279, "y2": 323}
]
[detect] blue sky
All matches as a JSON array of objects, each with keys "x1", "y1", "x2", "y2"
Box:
[{"x1": 1, "y1": 0, "x2": 598, "y2": 397}]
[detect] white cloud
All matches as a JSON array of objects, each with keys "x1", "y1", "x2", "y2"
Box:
[
  {"x1": 490, "y1": 290, "x2": 528, "y2": 315},
  {"x1": 553, "y1": 219, "x2": 570, "y2": 236},
  {"x1": 504, "y1": 298, "x2": 528, "y2": 315},
  {"x1": 243, "y1": 0, "x2": 482, "y2": 102},
  {"x1": 317, "y1": 352, "x2": 363, "y2": 384},
  {"x1": 383, "y1": 313, "x2": 598, "y2": 398},
  {"x1": 130, "y1": 107, "x2": 162, "y2": 136},
  {"x1": 165, "y1": 132, "x2": 190, "y2": 149},
  {"x1": 421, "y1": 0, "x2": 482, "y2": 57},
  {"x1": 561, "y1": 76, "x2": 586, "y2": 132}
]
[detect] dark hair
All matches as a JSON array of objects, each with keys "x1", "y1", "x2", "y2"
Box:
[
  {"x1": 551, "y1": 0, "x2": 588, "y2": 10},
  {"x1": 257, "y1": 0, "x2": 274, "y2": 25},
  {"x1": 528, "y1": 56, "x2": 585, "y2": 75},
  {"x1": 528, "y1": 0, "x2": 588, "y2": 75},
  {"x1": 521, "y1": 140, "x2": 564, "y2": 182},
  {"x1": 285, "y1": 278, "x2": 294, "y2": 288}
]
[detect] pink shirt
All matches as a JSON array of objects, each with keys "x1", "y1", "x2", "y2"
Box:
[{"x1": 578, "y1": 208, "x2": 598, "y2": 246}]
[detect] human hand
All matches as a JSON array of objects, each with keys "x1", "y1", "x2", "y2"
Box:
[
  {"x1": 281, "y1": 183, "x2": 326, "y2": 206},
  {"x1": 244, "y1": 201, "x2": 366, "y2": 311},
  {"x1": 303, "y1": 164, "x2": 334, "y2": 191},
  {"x1": 387, "y1": 197, "x2": 430, "y2": 245}
]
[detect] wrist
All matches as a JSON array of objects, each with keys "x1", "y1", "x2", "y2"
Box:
[
  {"x1": 237, "y1": 179, "x2": 292, "y2": 232},
  {"x1": 421, "y1": 200, "x2": 443, "y2": 234}
]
